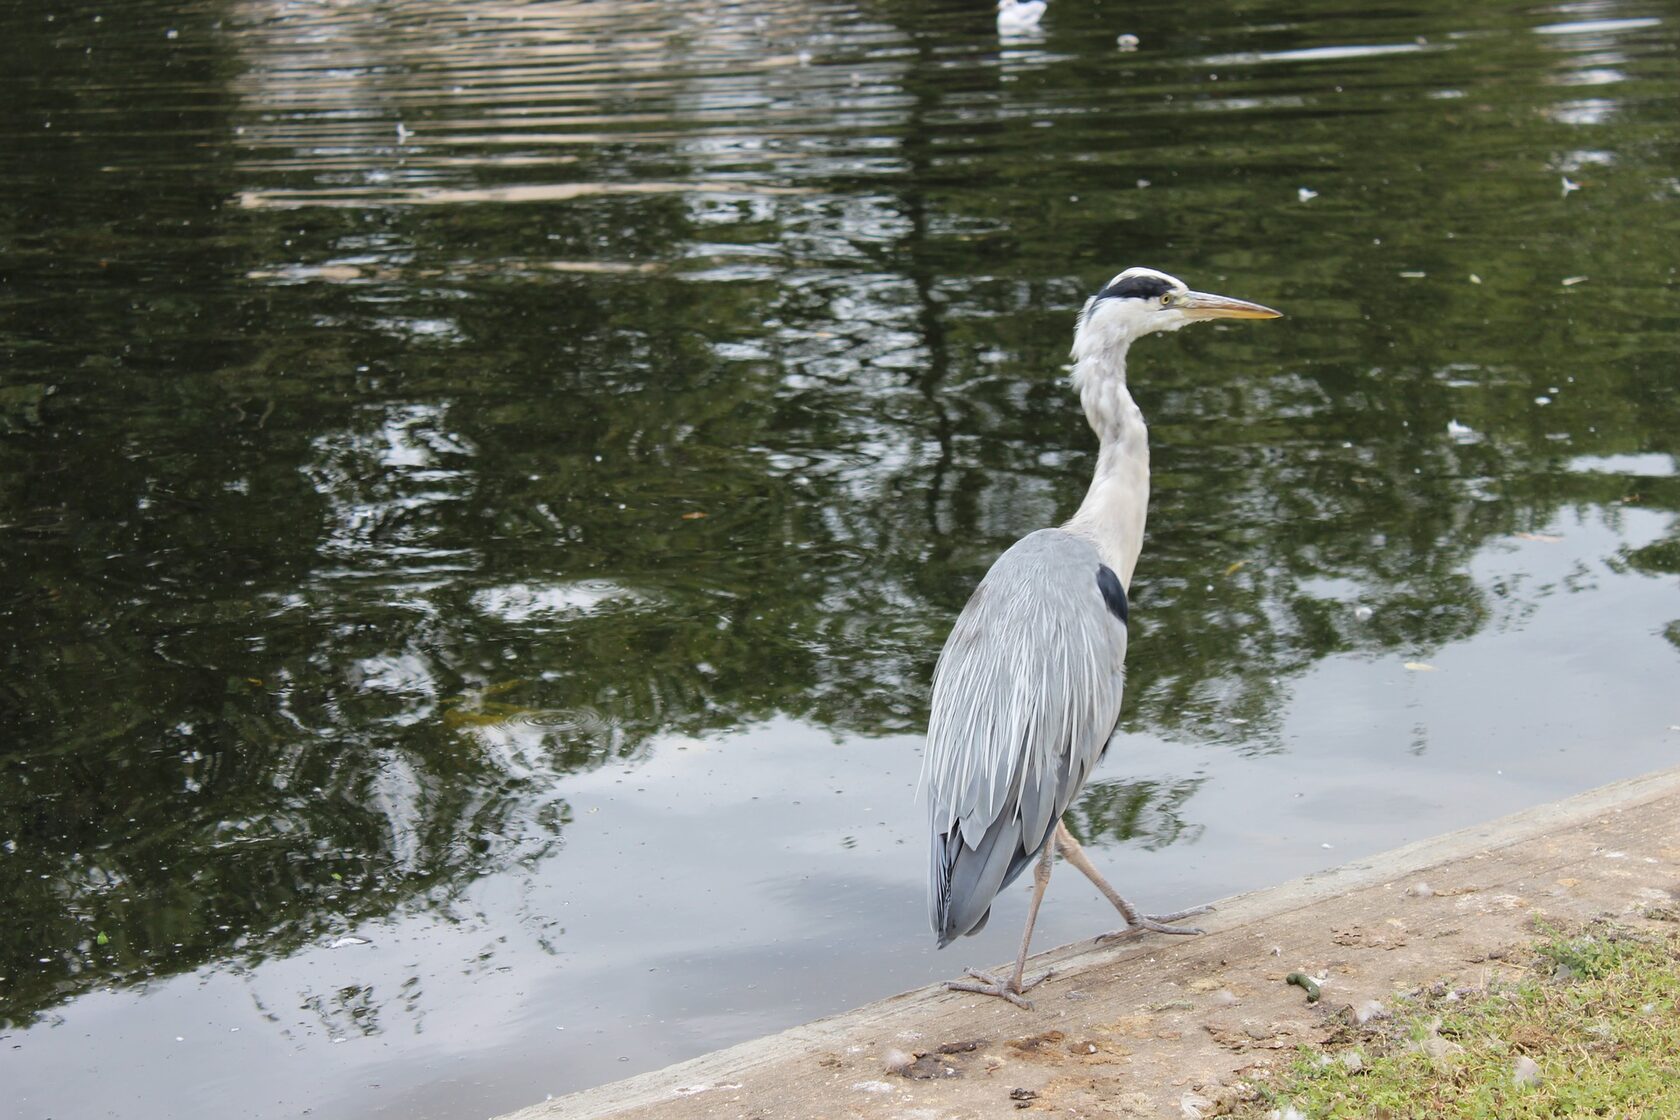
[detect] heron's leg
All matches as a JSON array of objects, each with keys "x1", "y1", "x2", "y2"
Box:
[
  {"x1": 1053, "y1": 821, "x2": 1211, "y2": 937},
  {"x1": 945, "y1": 841, "x2": 1055, "y2": 1010}
]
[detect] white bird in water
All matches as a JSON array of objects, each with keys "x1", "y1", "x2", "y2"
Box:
[
  {"x1": 921, "y1": 267, "x2": 1282, "y2": 1008},
  {"x1": 996, "y1": 0, "x2": 1047, "y2": 33}
]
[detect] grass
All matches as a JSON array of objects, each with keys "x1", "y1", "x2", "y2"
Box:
[{"x1": 1237, "y1": 921, "x2": 1680, "y2": 1119}]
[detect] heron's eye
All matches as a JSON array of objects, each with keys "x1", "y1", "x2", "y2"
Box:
[{"x1": 1160, "y1": 294, "x2": 1173, "y2": 306}]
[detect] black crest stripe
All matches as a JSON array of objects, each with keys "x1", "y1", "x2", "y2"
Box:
[{"x1": 1097, "y1": 274, "x2": 1174, "y2": 302}]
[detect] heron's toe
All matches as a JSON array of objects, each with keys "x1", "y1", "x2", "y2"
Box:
[
  {"x1": 1144, "y1": 903, "x2": 1215, "y2": 922},
  {"x1": 944, "y1": 966, "x2": 1050, "y2": 1010},
  {"x1": 1096, "y1": 916, "x2": 1207, "y2": 941}
]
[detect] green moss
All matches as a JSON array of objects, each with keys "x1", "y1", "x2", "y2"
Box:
[{"x1": 1242, "y1": 925, "x2": 1680, "y2": 1119}]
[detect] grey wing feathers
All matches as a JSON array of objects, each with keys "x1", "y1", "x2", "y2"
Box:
[{"x1": 921, "y1": 528, "x2": 1130, "y2": 946}]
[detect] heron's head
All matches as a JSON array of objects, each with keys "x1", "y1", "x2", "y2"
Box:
[{"x1": 1073, "y1": 267, "x2": 1280, "y2": 362}]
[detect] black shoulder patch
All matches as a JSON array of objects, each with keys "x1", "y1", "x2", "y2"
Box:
[
  {"x1": 1095, "y1": 564, "x2": 1128, "y2": 625},
  {"x1": 1097, "y1": 274, "x2": 1174, "y2": 302}
]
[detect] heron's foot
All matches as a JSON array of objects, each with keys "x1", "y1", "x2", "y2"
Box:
[
  {"x1": 1096, "y1": 904, "x2": 1214, "y2": 941},
  {"x1": 945, "y1": 966, "x2": 1051, "y2": 1010}
]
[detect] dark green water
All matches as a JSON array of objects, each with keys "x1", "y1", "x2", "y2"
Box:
[{"x1": 2, "y1": 0, "x2": 1677, "y2": 1115}]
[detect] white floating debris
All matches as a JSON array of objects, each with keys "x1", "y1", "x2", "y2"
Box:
[
  {"x1": 326, "y1": 936, "x2": 371, "y2": 949},
  {"x1": 1469, "y1": 273, "x2": 1482, "y2": 284},
  {"x1": 1534, "y1": 395, "x2": 1552, "y2": 405},
  {"x1": 1116, "y1": 32, "x2": 1140, "y2": 50},
  {"x1": 1561, "y1": 176, "x2": 1580, "y2": 196},
  {"x1": 1404, "y1": 661, "x2": 1437, "y2": 672},
  {"x1": 1399, "y1": 270, "x2": 1427, "y2": 278},
  {"x1": 1446, "y1": 418, "x2": 1476, "y2": 440},
  {"x1": 1513, "y1": 1055, "x2": 1542, "y2": 1087},
  {"x1": 1352, "y1": 605, "x2": 1374, "y2": 621},
  {"x1": 1137, "y1": 178, "x2": 1151, "y2": 189},
  {"x1": 1297, "y1": 187, "x2": 1318, "y2": 202},
  {"x1": 1561, "y1": 275, "x2": 1588, "y2": 286}
]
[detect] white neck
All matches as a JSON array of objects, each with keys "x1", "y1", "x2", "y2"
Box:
[{"x1": 1061, "y1": 346, "x2": 1150, "y2": 588}]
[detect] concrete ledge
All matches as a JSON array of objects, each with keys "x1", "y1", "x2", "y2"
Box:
[{"x1": 504, "y1": 765, "x2": 1680, "y2": 1120}]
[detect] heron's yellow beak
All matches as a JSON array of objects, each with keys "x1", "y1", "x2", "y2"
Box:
[{"x1": 1178, "y1": 291, "x2": 1282, "y2": 320}]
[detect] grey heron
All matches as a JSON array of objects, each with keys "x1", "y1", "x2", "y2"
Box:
[{"x1": 920, "y1": 267, "x2": 1281, "y2": 1008}]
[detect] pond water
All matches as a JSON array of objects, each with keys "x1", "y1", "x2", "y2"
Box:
[{"x1": 2, "y1": 0, "x2": 1678, "y2": 1116}]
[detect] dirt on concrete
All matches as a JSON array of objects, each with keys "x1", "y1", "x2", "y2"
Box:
[{"x1": 502, "y1": 767, "x2": 1680, "y2": 1120}]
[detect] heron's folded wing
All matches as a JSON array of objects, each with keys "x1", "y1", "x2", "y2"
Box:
[{"x1": 921, "y1": 529, "x2": 1129, "y2": 942}]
